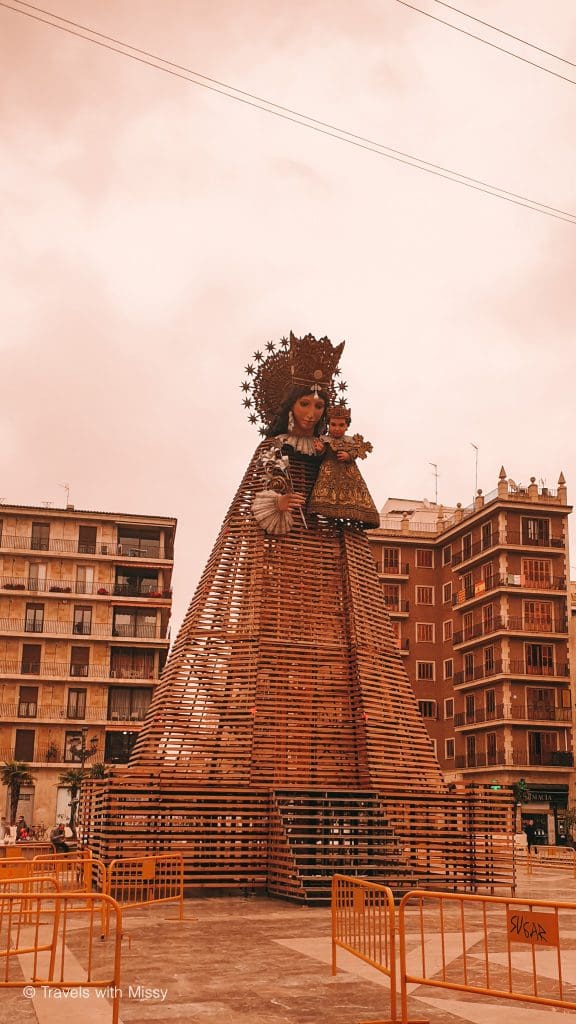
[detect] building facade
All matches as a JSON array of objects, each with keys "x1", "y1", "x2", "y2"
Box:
[
  {"x1": 0, "y1": 503, "x2": 176, "y2": 826},
  {"x1": 368, "y1": 469, "x2": 574, "y2": 845}
]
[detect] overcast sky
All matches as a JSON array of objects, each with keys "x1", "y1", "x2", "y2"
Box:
[{"x1": 2, "y1": 0, "x2": 576, "y2": 633}]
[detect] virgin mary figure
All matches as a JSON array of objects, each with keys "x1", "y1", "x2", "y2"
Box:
[{"x1": 128, "y1": 332, "x2": 443, "y2": 794}]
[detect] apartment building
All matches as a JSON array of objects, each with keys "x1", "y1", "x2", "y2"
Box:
[
  {"x1": 368, "y1": 469, "x2": 574, "y2": 845},
  {"x1": 0, "y1": 503, "x2": 176, "y2": 825}
]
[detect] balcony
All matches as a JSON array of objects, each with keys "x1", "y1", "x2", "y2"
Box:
[
  {"x1": 0, "y1": 660, "x2": 158, "y2": 680},
  {"x1": 379, "y1": 563, "x2": 410, "y2": 577},
  {"x1": 455, "y1": 749, "x2": 506, "y2": 769},
  {"x1": 454, "y1": 705, "x2": 572, "y2": 728},
  {"x1": 453, "y1": 615, "x2": 567, "y2": 646},
  {"x1": 454, "y1": 659, "x2": 569, "y2": 684},
  {"x1": 0, "y1": 702, "x2": 108, "y2": 721},
  {"x1": 453, "y1": 573, "x2": 567, "y2": 606},
  {"x1": 0, "y1": 618, "x2": 163, "y2": 641},
  {"x1": 512, "y1": 749, "x2": 574, "y2": 768},
  {"x1": 452, "y1": 530, "x2": 564, "y2": 569},
  {"x1": 0, "y1": 535, "x2": 165, "y2": 559},
  {"x1": 456, "y1": 748, "x2": 574, "y2": 770},
  {"x1": 383, "y1": 599, "x2": 410, "y2": 613},
  {"x1": 0, "y1": 577, "x2": 171, "y2": 599}
]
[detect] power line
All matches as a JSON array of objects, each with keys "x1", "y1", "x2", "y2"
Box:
[
  {"x1": 392, "y1": 0, "x2": 576, "y2": 87},
  {"x1": 434, "y1": 1, "x2": 576, "y2": 71},
  {"x1": 2, "y1": 0, "x2": 576, "y2": 223}
]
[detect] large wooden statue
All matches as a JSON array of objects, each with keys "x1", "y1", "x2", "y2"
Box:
[{"x1": 86, "y1": 333, "x2": 512, "y2": 900}]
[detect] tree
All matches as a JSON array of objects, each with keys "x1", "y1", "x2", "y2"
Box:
[
  {"x1": 0, "y1": 760, "x2": 35, "y2": 824},
  {"x1": 57, "y1": 768, "x2": 87, "y2": 834}
]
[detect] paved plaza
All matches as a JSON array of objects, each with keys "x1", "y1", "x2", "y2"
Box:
[{"x1": 4, "y1": 864, "x2": 576, "y2": 1024}]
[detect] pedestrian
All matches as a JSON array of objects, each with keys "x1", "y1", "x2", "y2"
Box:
[{"x1": 523, "y1": 818, "x2": 538, "y2": 855}]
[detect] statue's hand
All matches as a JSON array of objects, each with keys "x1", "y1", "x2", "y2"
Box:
[
  {"x1": 277, "y1": 492, "x2": 305, "y2": 512},
  {"x1": 337, "y1": 451, "x2": 352, "y2": 462}
]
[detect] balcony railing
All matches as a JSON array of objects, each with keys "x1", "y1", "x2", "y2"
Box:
[
  {"x1": 0, "y1": 660, "x2": 161, "y2": 680},
  {"x1": 452, "y1": 530, "x2": 564, "y2": 568},
  {"x1": 0, "y1": 535, "x2": 165, "y2": 559},
  {"x1": 456, "y1": 748, "x2": 574, "y2": 769},
  {"x1": 0, "y1": 702, "x2": 108, "y2": 721},
  {"x1": 453, "y1": 614, "x2": 567, "y2": 645},
  {"x1": 383, "y1": 599, "x2": 410, "y2": 612},
  {"x1": 0, "y1": 618, "x2": 161, "y2": 639},
  {"x1": 0, "y1": 577, "x2": 171, "y2": 599},
  {"x1": 453, "y1": 574, "x2": 566, "y2": 604},
  {"x1": 454, "y1": 704, "x2": 572, "y2": 727},
  {"x1": 379, "y1": 563, "x2": 410, "y2": 576},
  {"x1": 454, "y1": 659, "x2": 569, "y2": 683}
]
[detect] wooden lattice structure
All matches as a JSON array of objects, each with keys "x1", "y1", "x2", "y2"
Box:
[{"x1": 84, "y1": 437, "x2": 514, "y2": 898}]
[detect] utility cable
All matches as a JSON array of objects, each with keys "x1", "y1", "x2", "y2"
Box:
[
  {"x1": 2, "y1": 0, "x2": 575, "y2": 223},
  {"x1": 392, "y1": 0, "x2": 576, "y2": 87},
  {"x1": 434, "y1": 1, "x2": 576, "y2": 71}
]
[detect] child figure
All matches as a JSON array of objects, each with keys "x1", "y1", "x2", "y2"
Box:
[{"x1": 307, "y1": 405, "x2": 380, "y2": 528}]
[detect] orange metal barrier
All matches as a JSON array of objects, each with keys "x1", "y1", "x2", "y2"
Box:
[
  {"x1": 332, "y1": 874, "x2": 398, "y2": 1021},
  {"x1": 104, "y1": 851, "x2": 184, "y2": 934},
  {"x1": 32, "y1": 851, "x2": 107, "y2": 896},
  {"x1": 524, "y1": 846, "x2": 576, "y2": 878},
  {"x1": 398, "y1": 889, "x2": 576, "y2": 1020},
  {"x1": 0, "y1": 890, "x2": 122, "y2": 1023}
]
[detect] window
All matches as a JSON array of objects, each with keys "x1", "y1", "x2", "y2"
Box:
[
  {"x1": 117, "y1": 528, "x2": 161, "y2": 559},
  {"x1": 416, "y1": 586, "x2": 434, "y2": 605},
  {"x1": 104, "y1": 730, "x2": 138, "y2": 764},
  {"x1": 462, "y1": 533, "x2": 472, "y2": 560},
  {"x1": 482, "y1": 561, "x2": 494, "y2": 589},
  {"x1": 464, "y1": 652, "x2": 474, "y2": 680},
  {"x1": 73, "y1": 606, "x2": 93, "y2": 635},
  {"x1": 442, "y1": 544, "x2": 452, "y2": 566},
  {"x1": 416, "y1": 661, "x2": 435, "y2": 681},
  {"x1": 25, "y1": 603, "x2": 44, "y2": 633},
  {"x1": 108, "y1": 687, "x2": 152, "y2": 721},
  {"x1": 70, "y1": 646, "x2": 90, "y2": 677},
  {"x1": 528, "y1": 730, "x2": 557, "y2": 765},
  {"x1": 418, "y1": 700, "x2": 437, "y2": 718},
  {"x1": 110, "y1": 648, "x2": 156, "y2": 680},
  {"x1": 485, "y1": 689, "x2": 496, "y2": 717},
  {"x1": 75, "y1": 565, "x2": 94, "y2": 595},
  {"x1": 525, "y1": 643, "x2": 554, "y2": 675},
  {"x1": 14, "y1": 729, "x2": 35, "y2": 761},
  {"x1": 465, "y1": 694, "x2": 475, "y2": 721},
  {"x1": 67, "y1": 688, "x2": 87, "y2": 719},
  {"x1": 445, "y1": 738, "x2": 455, "y2": 759},
  {"x1": 481, "y1": 522, "x2": 493, "y2": 550},
  {"x1": 463, "y1": 611, "x2": 473, "y2": 640},
  {"x1": 522, "y1": 517, "x2": 550, "y2": 545},
  {"x1": 112, "y1": 610, "x2": 157, "y2": 639},
  {"x1": 463, "y1": 572, "x2": 473, "y2": 599},
  {"x1": 482, "y1": 603, "x2": 494, "y2": 633},
  {"x1": 31, "y1": 522, "x2": 50, "y2": 551},
  {"x1": 443, "y1": 620, "x2": 453, "y2": 642},
  {"x1": 442, "y1": 582, "x2": 452, "y2": 604},
  {"x1": 487, "y1": 732, "x2": 497, "y2": 764},
  {"x1": 18, "y1": 685, "x2": 38, "y2": 717},
  {"x1": 484, "y1": 645, "x2": 495, "y2": 675},
  {"x1": 466, "y1": 734, "x2": 476, "y2": 766},
  {"x1": 443, "y1": 659, "x2": 453, "y2": 679},
  {"x1": 444, "y1": 698, "x2": 454, "y2": 719},
  {"x1": 416, "y1": 549, "x2": 433, "y2": 568},
  {"x1": 382, "y1": 547, "x2": 400, "y2": 573},
  {"x1": 21, "y1": 643, "x2": 41, "y2": 675},
  {"x1": 27, "y1": 563, "x2": 47, "y2": 592},
  {"x1": 78, "y1": 525, "x2": 97, "y2": 554},
  {"x1": 522, "y1": 558, "x2": 551, "y2": 586},
  {"x1": 523, "y1": 600, "x2": 553, "y2": 631},
  {"x1": 416, "y1": 622, "x2": 435, "y2": 643},
  {"x1": 382, "y1": 583, "x2": 400, "y2": 610}
]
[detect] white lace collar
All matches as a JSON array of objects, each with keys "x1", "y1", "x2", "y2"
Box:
[{"x1": 277, "y1": 433, "x2": 317, "y2": 456}]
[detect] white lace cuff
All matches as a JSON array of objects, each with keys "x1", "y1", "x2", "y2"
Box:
[{"x1": 252, "y1": 491, "x2": 294, "y2": 535}]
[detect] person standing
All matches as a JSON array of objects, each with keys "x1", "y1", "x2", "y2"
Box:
[{"x1": 523, "y1": 818, "x2": 538, "y2": 854}]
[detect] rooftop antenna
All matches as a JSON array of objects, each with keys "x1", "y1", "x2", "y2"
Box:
[
  {"x1": 59, "y1": 482, "x2": 71, "y2": 507},
  {"x1": 470, "y1": 443, "x2": 479, "y2": 500},
  {"x1": 429, "y1": 463, "x2": 439, "y2": 504}
]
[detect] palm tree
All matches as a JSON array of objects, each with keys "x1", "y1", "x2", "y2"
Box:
[
  {"x1": 0, "y1": 760, "x2": 35, "y2": 824},
  {"x1": 57, "y1": 768, "x2": 87, "y2": 834}
]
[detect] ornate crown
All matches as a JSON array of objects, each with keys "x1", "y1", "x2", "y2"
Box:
[{"x1": 240, "y1": 332, "x2": 348, "y2": 433}]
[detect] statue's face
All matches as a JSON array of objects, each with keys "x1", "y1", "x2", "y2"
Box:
[
  {"x1": 291, "y1": 394, "x2": 325, "y2": 435},
  {"x1": 328, "y1": 416, "x2": 348, "y2": 439}
]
